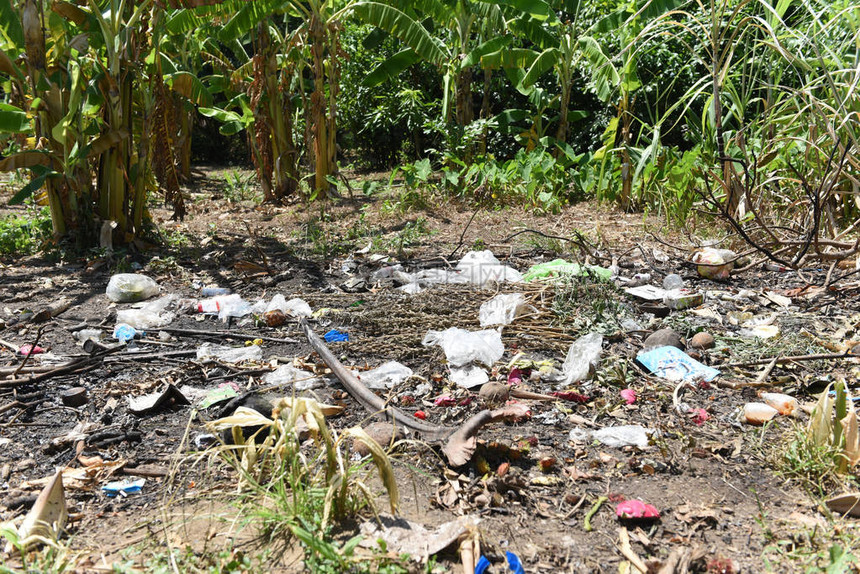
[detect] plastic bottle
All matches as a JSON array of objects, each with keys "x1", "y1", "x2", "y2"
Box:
[{"x1": 200, "y1": 287, "x2": 232, "y2": 297}]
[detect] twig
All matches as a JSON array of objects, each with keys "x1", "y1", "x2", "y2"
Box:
[
  {"x1": 13, "y1": 326, "x2": 46, "y2": 377},
  {"x1": 718, "y1": 351, "x2": 852, "y2": 369},
  {"x1": 447, "y1": 205, "x2": 481, "y2": 260}
]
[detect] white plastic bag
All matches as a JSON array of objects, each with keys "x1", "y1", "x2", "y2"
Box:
[
  {"x1": 562, "y1": 332, "x2": 603, "y2": 384},
  {"x1": 360, "y1": 361, "x2": 413, "y2": 389},
  {"x1": 449, "y1": 365, "x2": 489, "y2": 388},
  {"x1": 479, "y1": 293, "x2": 526, "y2": 327},
  {"x1": 106, "y1": 274, "x2": 160, "y2": 303},
  {"x1": 422, "y1": 327, "x2": 504, "y2": 367},
  {"x1": 263, "y1": 364, "x2": 322, "y2": 390},
  {"x1": 116, "y1": 295, "x2": 176, "y2": 329},
  {"x1": 266, "y1": 295, "x2": 313, "y2": 318},
  {"x1": 196, "y1": 343, "x2": 263, "y2": 363},
  {"x1": 456, "y1": 250, "x2": 522, "y2": 286}
]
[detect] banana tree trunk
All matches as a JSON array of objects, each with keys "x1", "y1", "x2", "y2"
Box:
[
  {"x1": 555, "y1": 78, "x2": 572, "y2": 148},
  {"x1": 310, "y1": 12, "x2": 331, "y2": 198}
]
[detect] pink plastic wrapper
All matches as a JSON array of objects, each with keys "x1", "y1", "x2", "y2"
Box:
[{"x1": 616, "y1": 499, "x2": 661, "y2": 520}]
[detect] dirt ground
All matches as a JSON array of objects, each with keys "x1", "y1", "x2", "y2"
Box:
[{"x1": 1, "y1": 166, "x2": 859, "y2": 573}]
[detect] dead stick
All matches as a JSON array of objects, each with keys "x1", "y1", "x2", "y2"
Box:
[
  {"x1": 300, "y1": 318, "x2": 528, "y2": 466},
  {"x1": 718, "y1": 351, "x2": 853, "y2": 368}
]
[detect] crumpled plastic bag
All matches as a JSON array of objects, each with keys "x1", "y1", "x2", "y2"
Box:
[
  {"x1": 360, "y1": 361, "x2": 414, "y2": 389},
  {"x1": 116, "y1": 295, "x2": 176, "y2": 329},
  {"x1": 266, "y1": 294, "x2": 312, "y2": 318},
  {"x1": 456, "y1": 250, "x2": 523, "y2": 286},
  {"x1": 263, "y1": 364, "x2": 322, "y2": 390},
  {"x1": 692, "y1": 247, "x2": 735, "y2": 280},
  {"x1": 196, "y1": 343, "x2": 263, "y2": 363},
  {"x1": 561, "y1": 332, "x2": 603, "y2": 384},
  {"x1": 106, "y1": 273, "x2": 160, "y2": 303},
  {"x1": 422, "y1": 327, "x2": 504, "y2": 367},
  {"x1": 479, "y1": 293, "x2": 527, "y2": 327}
]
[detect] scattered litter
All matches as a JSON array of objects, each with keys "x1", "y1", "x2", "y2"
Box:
[
  {"x1": 743, "y1": 402, "x2": 779, "y2": 425},
  {"x1": 266, "y1": 294, "x2": 312, "y2": 318},
  {"x1": 360, "y1": 361, "x2": 413, "y2": 389},
  {"x1": 593, "y1": 425, "x2": 652, "y2": 448},
  {"x1": 323, "y1": 329, "x2": 349, "y2": 343},
  {"x1": 523, "y1": 259, "x2": 612, "y2": 282},
  {"x1": 196, "y1": 342, "x2": 263, "y2": 363},
  {"x1": 692, "y1": 247, "x2": 735, "y2": 280},
  {"x1": 17, "y1": 343, "x2": 44, "y2": 356},
  {"x1": 73, "y1": 328, "x2": 103, "y2": 343},
  {"x1": 106, "y1": 273, "x2": 160, "y2": 303},
  {"x1": 561, "y1": 332, "x2": 603, "y2": 385},
  {"x1": 263, "y1": 364, "x2": 323, "y2": 391},
  {"x1": 113, "y1": 323, "x2": 138, "y2": 343},
  {"x1": 200, "y1": 286, "x2": 231, "y2": 297},
  {"x1": 450, "y1": 364, "x2": 489, "y2": 388},
  {"x1": 479, "y1": 293, "x2": 527, "y2": 327},
  {"x1": 569, "y1": 425, "x2": 652, "y2": 448},
  {"x1": 624, "y1": 284, "x2": 665, "y2": 301},
  {"x1": 690, "y1": 408, "x2": 709, "y2": 425},
  {"x1": 739, "y1": 324, "x2": 780, "y2": 339},
  {"x1": 127, "y1": 384, "x2": 190, "y2": 416},
  {"x1": 116, "y1": 295, "x2": 176, "y2": 329},
  {"x1": 616, "y1": 499, "x2": 660, "y2": 521},
  {"x1": 60, "y1": 387, "x2": 88, "y2": 408},
  {"x1": 620, "y1": 389, "x2": 637, "y2": 405},
  {"x1": 456, "y1": 250, "x2": 523, "y2": 285},
  {"x1": 422, "y1": 327, "x2": 504, "y2": 367},
  {"x1": 506, "y1": 551, "x2": 526, "y2": 574},
  {"x1": 102, "y1": 478, "x2": 145, "y2": 497},
  {"x1": 636, "y1": 346, "x2": 720, "y2": 382},
  {"x1": 197, "y1": 293, "x2": 253, "y2": 322},
  {"x1": 663, "y1": 288, "x2": 704, "y2": 310},
  {"x1": 181, "y1": 382, "x2": 240, "y2": 409},
  {"x1": 760, "y1": 392, "x2": 798, "y2": 416}
]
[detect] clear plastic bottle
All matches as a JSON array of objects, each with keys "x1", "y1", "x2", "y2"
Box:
[{"x1": 662, "y1": 274, "x2": 683, "y2": 290}]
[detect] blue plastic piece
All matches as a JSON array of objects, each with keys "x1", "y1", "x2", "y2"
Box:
[
  {"x1": 102, "y1": 478, "x2": 145, "y2": 497},
  {"x1": 113, "y1": 323, "x2": 137, "y2": 343},
  {"x1": 323, "y1": 329, "x2": 349, "y2": 343},
  {"x1": 636, "y1": 345, "x2": 720, "y2": 382},
  {"x1": 506, "y1": 551, "x2": 525, "y2": 574},
  {"x1": 475, "y1": 556, "x2": 491, "y2": 574}
]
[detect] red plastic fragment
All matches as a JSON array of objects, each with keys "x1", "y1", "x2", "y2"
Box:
[
  {"x1": 616, "y1": 499, "x2": 660, "y2": 520},
  {"x1": 620, "y1": 389, "x2": 637, "y2": 405},
  {"x1": 413, "y1": 410, "x2": 427, "y2": 420}
]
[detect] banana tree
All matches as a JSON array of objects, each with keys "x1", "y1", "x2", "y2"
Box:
[{"x1": 351, "y1": 0, "x2": 549, "y2": 128}]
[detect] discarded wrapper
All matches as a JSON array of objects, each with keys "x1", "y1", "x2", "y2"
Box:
[{"x1": 636, "y1": 346, "x2": 720, "y2": 382}]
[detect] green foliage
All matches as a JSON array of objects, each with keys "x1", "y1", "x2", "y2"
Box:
[
  {"x1": 0, "y1": 207, "x2": 52, "y2": 256},
  {"x1": 221, "y1": 170, "x2": 259, "y2": 204}
]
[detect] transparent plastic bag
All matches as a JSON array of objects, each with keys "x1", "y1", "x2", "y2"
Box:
[
  {"x1": 196, "y1": 343, "x2": 263, "y2": 363},
  {"x1": 360, "y1": 361, "x2": 413, "y2": 389},
  {"x1": 106, "y1": 273, "x2": 160, "y2": 303},
  {"x1": 562, "y1": 332, "x2": 603, "y2": 384},
  {"x1": 449, "y1": 365, "x2": 489, "y2": 388},
  {"x1": 116, "y1": 295, "x2": 175, "y2": 329},
  {"x1": 263, "y1": 364, "x2": 322, "y2": 390},
  {"x1": 422, "y1": 327, "x2": 504, "y2": 367},
  {"x1": 456, "y1": 250, "x2": 522, "y2": 286},
  {"x1": 266, "y1": 294, "x2": 312, "y2": 318},
  {"x1": 479, "y1": 293, "x2": 527, "y2": 327}
]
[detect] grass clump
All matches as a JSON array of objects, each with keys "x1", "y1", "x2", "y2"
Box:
[
  {"x1": 0, "y1": 208, "x2": 52, "y2": 256},
  {"x1": 207, "y1": 397, "x2": 401, "y2": 570}
]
